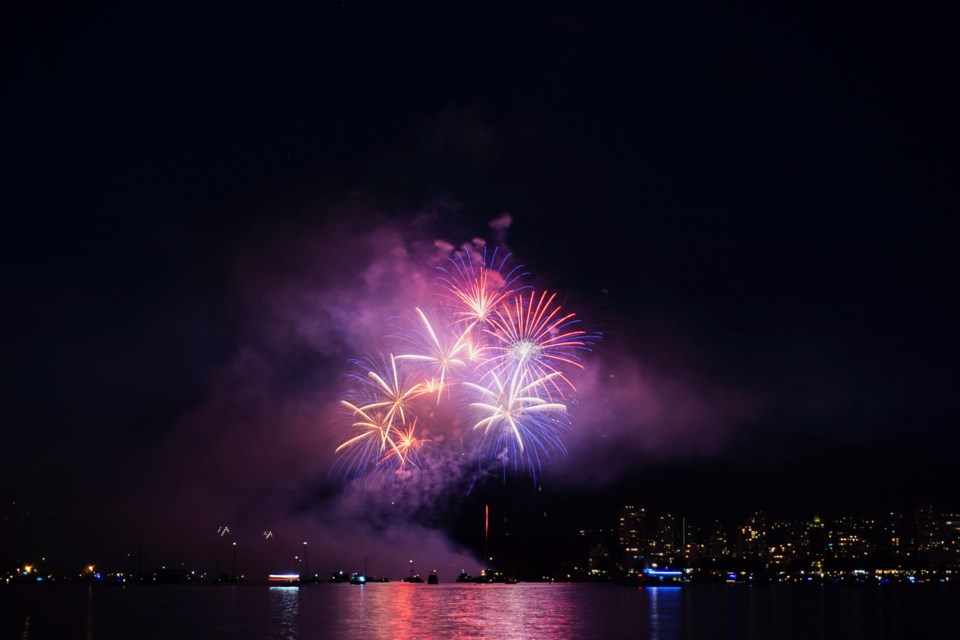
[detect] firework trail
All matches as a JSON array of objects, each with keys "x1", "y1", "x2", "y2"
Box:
[{"x1": 333, "y1": 241, "x2": 598, "y2": 483}]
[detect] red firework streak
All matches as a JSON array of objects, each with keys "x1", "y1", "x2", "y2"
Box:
[{"x1": 485, "y1": 504, "x2": 489, "y2": 573}]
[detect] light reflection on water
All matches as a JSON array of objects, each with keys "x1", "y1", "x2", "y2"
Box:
[
  {"x1": 84, "y1": 586, "x2": 94, "y2": 640},
  {"x1": 6, "y1": 582, "x2": 960, "y2": 639},
  {"x1": 268, "y1": 587, "x2": 298, "y2": 640},
  {"x1": 342, "y1": 583, "x2": 605, "y2": 639},
  {"x1": 647, "y1": 586, "x2": 681, "y2": 640},
  {"x1": 5, "y1": 583, "x2": 655, "y2": 640}
]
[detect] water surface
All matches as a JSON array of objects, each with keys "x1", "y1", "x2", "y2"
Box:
[{"x1": 3, "y1": 582, "x2": 959, "y2": 639}]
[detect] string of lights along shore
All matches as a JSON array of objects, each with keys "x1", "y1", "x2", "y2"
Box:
[{"x1": 333, "y1": 241, "x2": 600, "y2": 483}]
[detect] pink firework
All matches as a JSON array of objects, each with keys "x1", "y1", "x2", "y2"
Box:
[
  {"x1": 482, "y1": 290, "x2": 590, "y2": 400},
  {"x1": 394, "y1": 306, "x2": 471, "y2": 400},
  {"x1": 333, "y1": 239, "x2": 599, "y2": 482},
  {"x1": 436, "y1": 243, "x2": 527, "y2": 329}
]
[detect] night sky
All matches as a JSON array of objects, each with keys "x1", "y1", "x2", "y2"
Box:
[{"x1": 3, "y1": 3, "x2": 959, "y2": 579}]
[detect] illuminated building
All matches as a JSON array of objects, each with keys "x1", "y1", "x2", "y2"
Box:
[
  {"x1": 587, "y1": 542, "x2": 612, "y2": 579},
  {"x1": 916, "y1": 503, "x2": 937, "y2": 553},
  {"x1": 618, "y1": 505, "x2": 646, "y2": 572},
  {"x1": 739, "y1": 511, "x2": 767, "y2": 560}
]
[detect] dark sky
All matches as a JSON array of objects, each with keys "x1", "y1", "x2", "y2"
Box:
[{"x1": 3, "y1": 2, "x2": 959, "y2": 577}]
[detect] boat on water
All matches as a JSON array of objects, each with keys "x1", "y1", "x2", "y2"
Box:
[
  {"x1": 427, "y1": 571, "x2": 439, "y2": 584},
  {"x1": 640, "y1": 568, "x2": 691, "y2": 586},
  {"x1": 403, "y1": 561, "x2": 424, "y2": 583},
  {"x1": 268, "y1": 573, "x2": 300, "y2": 586}
]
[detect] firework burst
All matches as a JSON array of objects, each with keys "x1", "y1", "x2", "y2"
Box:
[
  {"x1": 464, "y1": 368, "x2": 569, "y2": 469},
  {"x1": 349, "y1": 354, "x2": 425, "y2": 429},
  {"x1": 436, "y1": 243, "x2": 528, "y2": 329},
  {"x1": 482, "y1": 290, "x2": 590, "y2": 400},
  {"x1": 335, "y1": 400, "x2": 401, "y2": 478},
  {"x1": 394, "y1": 306, "x2": 471, "y2": 401},
  {"x1": 377, "y1": 418, "x2": 429, "y2": 470},
  {"x1": 333, "y1": 239, "x2": 599, "y2": 484}
]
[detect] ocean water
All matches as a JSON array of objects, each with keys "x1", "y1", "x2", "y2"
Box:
[{"x1": 4, "y1": 582, "x2": 959, "y2": 639}]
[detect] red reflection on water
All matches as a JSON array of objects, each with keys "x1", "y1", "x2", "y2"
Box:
[
  {"x1": 387, "y1": 583, "x2": 419, "y2": 634},
  {"x1": 345, "y1": 583, "x2": 621, "y2": 639}
]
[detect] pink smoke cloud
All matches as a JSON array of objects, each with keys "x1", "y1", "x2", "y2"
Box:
[
  {"x1": 109, "y1": 201, "x2": 759, "y2": 577},
  {"x1": 552, "y1": 338, "x2": 761, "y2": 485}
]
